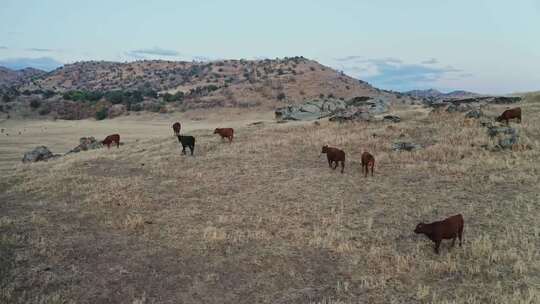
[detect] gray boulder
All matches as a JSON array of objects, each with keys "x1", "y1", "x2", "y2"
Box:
[
  {"x1": 392, "y1": 142, "x2": 422, "y2": 151},
  {"x1": 383, "y1": 114, "x2": 401, "y2": 123},
  {"x1": 68, "y1": 136, "x2": 103, "y2": 153},
  {"x1": 275, "y1": 98, "x2": 346, "y2": 121},
  {"x1": 486, "y1": 126, "x2": 519, "y2": 150},
  {"x1": 465, "y1": 109, "x2": 483, "y2": 119},
  {"x1": 275, "y1": 96, "x2": 391, "y2": 121},
  {"x1": 22, "y1": 146, "x2": 60, "y2": 163}
]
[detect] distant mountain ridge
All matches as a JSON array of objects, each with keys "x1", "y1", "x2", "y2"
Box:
[
  {"x1": 0, "y1": 66, "x2": 46, "y2": 89},
  {"x1": 403, "y1": 89, "x2": 480, "y2": 99}
]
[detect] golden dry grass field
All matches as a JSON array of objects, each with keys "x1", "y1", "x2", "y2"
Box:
[{"x1": 0, "y1": 100, "x2": 539, "y2": 303}]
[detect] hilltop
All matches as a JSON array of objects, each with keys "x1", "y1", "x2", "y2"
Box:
[{"x1": 0, "y1": 57, "x2": 414, "y2": 120}]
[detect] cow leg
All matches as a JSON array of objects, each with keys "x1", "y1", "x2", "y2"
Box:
[
  {"x1": 451, "y1": 236, "x2": 456, "y2": 247},
  {"x1": 116, "y1": 141, "x2": 120, "y2": 148},
  {"x1": 190, "y1": 145, "x2": 194, "y2": 156},
  {"x1": 182, "y1": 145, "x2": 186, "y2": 155},
  {"x1": 371, "y1": 163, "x2": 374, "y2": 176},
  {"x1": 229, "y1": 136, "x2": 233, "y2": 143},
  {"x1": 340, "y1": 161, "x2": 344, "y2": 174},
  {"x1": 434, "y1": 241, "x2": 441, "y2": 254},
  {"x1": 328, "y1": 159, "x2": 332, "y2": 168},
  {"x1": 458, "y1": 227, "x2": 463, "y2": 247},
  {"x1": 333, "y1": 162, "x2": 338, "y2": 170}
]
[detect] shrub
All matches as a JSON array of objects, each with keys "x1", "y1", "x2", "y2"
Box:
[
  {"x1": 42, "y1": 90, "x2": 56, "y2": 99},
  {"x1": 38, "y1": 107, "x2": 51, "y2": 116},
  {"x1": 95, "y1": 107, "x2": 108, "y2": 120},
  {"x1": 277, "y1": 92, "x2": 286, "y2": 100},
  {"x1": 29, "y1": 99, "x2": 41, "y2": 109}
]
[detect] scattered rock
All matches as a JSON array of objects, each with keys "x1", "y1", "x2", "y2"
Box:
[
  {"x1": 446, "y1": 103, "x2": 474, "y2": 113},
  {"x1": 22, "y1": 146, "x2": 60, "y2": 163},
  {"x1": 487, "y1": 126, "x2": 517, "y2": 138},
  {"x1": 486, "y1": 126, "x2": 519, "y2": 150},
  {"x1": 465, "y1": 109, "x2": 483, "y2": 119},
  {"x1": 383, "y1": 114, "x2": 401, "y2": 123},
  {"x1": 392, "y1": 142, "x2": 422, "y2": 151},
  {"x1": 248, "y1": 121, "x2": 264, "y2": 126},
  {"x1": 68, "y1": 137, "x2": 103, "y2": 154}
]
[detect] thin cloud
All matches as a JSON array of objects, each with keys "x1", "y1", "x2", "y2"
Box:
[
  {"x1": 0, "y1": 46, "x2": 8, "y2": 50},
  {"x1": 421, "y1": 58, "x2": 438, "y2": 65},
  {"x1": 0, "y1": 57, "x2": 63, "y2": 71},
  {"x1": 333, "y1": 57, "x2": 469, "y2": 91},
  {"x1": 334, "y1": 55, "x2": 364, "y2": 62},
  {"x1": 26, "y1": 48, "x2": 55, "y2": 52},
  {"x1": 126, "y1": 47, "x2": 180, "y2": 58}
]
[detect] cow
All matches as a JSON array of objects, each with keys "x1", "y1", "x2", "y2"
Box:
[
  {"x1": 361, "y1": 152, "x2": 375, "y2": 177},
  {"x1": 172, "y1": 122, "x2": 181, "y2": 136},
  {"x1": 102, "y1": 134, "x2": 120, "y2": 149},
  {"x1": 414, "y1": 214, "x2": 464, "y2": 254},
  {"x1": 214, "y1": 128, "x2": 234, "y2": 143},
  {"x1": 320, "y1": 145, "x2": 345, "y2": 174},
  {"x1": 177, "y1": 135, "x2": 195, "y2": 155},
  {"x1": 496, "y1": 107, "x2": 521, "y2": 124}
]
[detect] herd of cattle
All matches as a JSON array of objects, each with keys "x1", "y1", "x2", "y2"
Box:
[{"x1": 93, "y1": 107, "x2": 521, "y2": 254}]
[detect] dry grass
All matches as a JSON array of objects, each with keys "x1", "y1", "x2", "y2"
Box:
[{"x1": 1, "y1": 102, "x2": 539, "y2": 303}]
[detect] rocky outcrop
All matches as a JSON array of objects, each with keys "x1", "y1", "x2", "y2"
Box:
[
  {"x1": 465, "y1": 109, "x2": 483, "y2": 119},
  {"x1": 275, "y1": 96, "x2": 390, "y2": 121},
  {"x1": 486, "y1": 126, "x2": 519, "y2": 150},
  {"x1": 22, "y1": 146, "x2": 60, "y2": 163},
  {"x1": 392, "y1": 142, "x2": 422, "y2": 152},
  {"x1": 329, "y1": 109, "x2": 373, "y2": 122},
  {"x1": 68, "y1": 137, "x2": 103, "y2": 154}
]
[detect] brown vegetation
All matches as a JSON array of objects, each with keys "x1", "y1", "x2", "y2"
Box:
[{"x1": 0, "y1": 100, "x2": 539, "y2": 303}]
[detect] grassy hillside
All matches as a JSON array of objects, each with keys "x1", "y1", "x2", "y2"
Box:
[{"x1": 1, "y1": 102, "x2": 539, "y2": 303}]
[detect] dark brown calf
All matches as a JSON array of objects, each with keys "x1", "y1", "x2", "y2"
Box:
[
  {"x1": 102, "y1": 134, "x2": 120, "y2": 149},
  {"x1": 214, "y1": 128, "x2": 234, "y2": 143},
  {"x1": 361, "y1": 152, "x2": 375, "y2": 177},
  {"x1": 321, "y1": 145, "x2": 345, "y2": 173},
  {"x1": 414, "y1": 214, "x2": 464, "y2": 254},
  {"x1": 172, "y1": 122, "x2": 181, "y2": 136},
  {"x1": 496, "y1": 107, "x2": 521, "y2": 124}
]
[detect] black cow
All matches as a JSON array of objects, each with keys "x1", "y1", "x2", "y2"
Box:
[{"x1": 177, "y1": 135, "x2": 195, "y2": 155}]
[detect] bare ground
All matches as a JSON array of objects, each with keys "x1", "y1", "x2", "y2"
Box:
[{"x1": 1, "y1": 102, "x2": 539, "y2": 303}]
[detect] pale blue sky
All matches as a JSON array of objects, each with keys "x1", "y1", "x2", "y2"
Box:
[{"x1": 1, "y1": 0, "x2": 539, "y2": 94}]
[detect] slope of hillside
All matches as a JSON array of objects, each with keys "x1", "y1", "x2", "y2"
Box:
[{"x1": 20, "y1": 57, "x2": 402, "y2": 108}]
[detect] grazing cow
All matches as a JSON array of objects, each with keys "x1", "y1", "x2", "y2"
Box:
[
  {"x1": 102, "y1": 134, "x2": 120, "y2": 149},
  {"x1": 177, "y1": 135, "x2": 195, "y2": 155},
  {"x1": 172, "y1": 122, "x2": 181, "y2": 136},
  {"x1": 320, "y1": 145, "x2": 345, "y2": 173},
  {"x1": 214, "y1": 128, "x2": 234, "y2": 143},
  {"x1": 496, "y1": 107, "x2": 521, "y2": 124},
  {"x1": 414, "y1": 214, "x2": 464, "y2": 254},
  {"x1": 361, "y1": 152, "x2": 375, "y2": 177}
]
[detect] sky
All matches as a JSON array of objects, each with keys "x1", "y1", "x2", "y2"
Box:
[{"x1": 1, "y1": 0, "x2": 539, "y2": 94}]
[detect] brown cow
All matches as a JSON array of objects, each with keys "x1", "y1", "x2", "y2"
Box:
[
  {"x1": 361, "y1": 152, "x2": 375, "y2": 177},
  {"x1": 320, "y1": 145, "x2": 345, "y2": 173},
  {"x1": 214, "y1": 128, "x2": 234, "y2": 143},
  {"x1": 414, "y1": 214, "x2": 464, "y2": 254},
  {"x1": 102, "y1": 134, "x2": 120, "y2": 149},
  {"x1": 496, "y1": 107, "x2": 521, "y2": 124},
  {"x1": 172, "y1": 122, "x2": 181, "y2": 136}
]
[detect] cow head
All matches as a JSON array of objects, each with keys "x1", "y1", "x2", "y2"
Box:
[
  {"x1": 321, "y1": 145, "x2": 329, "y2": 154},
  {"x1": 213, "y1": 128, "x2": 220, "y2": 134},
  {"x1": 414, "y1": 223, "x2": 426, "y2": 234},
  {"x1": 495, "y1": 115, "x2": 503, "y2": 122}
]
